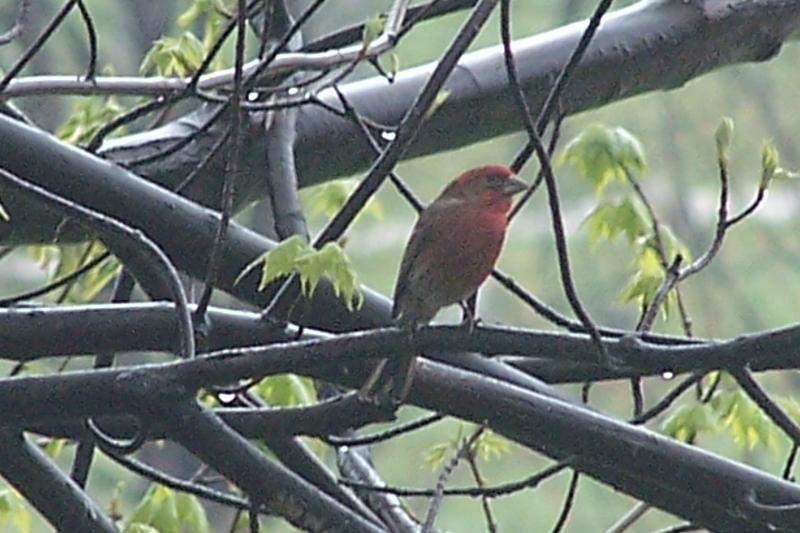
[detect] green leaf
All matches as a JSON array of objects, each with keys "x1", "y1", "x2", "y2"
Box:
[
  {"x1": 31, "y1": 243, "x2": 120, "y2": 304},
  {"x1": 583, "y1": 198, "x2": 649, "y2": 245},
  {"x1": 622, "y1": 247, "x2": 666, "y2": 308},
  {"x1": 56, "y1": 96, "x2": 125, "y2": 145},
  {"x1": 761, "y1": 141, "x2": 779, "y2": 189},
  {"x1": 174, "y1": 493, "x2": 211, "y2": 533},
  {"x1": 559, "y1": 124, "x2": 646, "y2": 194},
  {"x1": 238, "y1": 236, "x2": 363, "y2": 311},
  {"x1": 43, "y1": 438, "x2": 66, "y2": 460},
  {"x1": 715, "y1": 117, "x2": 734, "y2": 161},
  {"x1": 424, "y1": 424, "x2": 466, "y2": 470},
  {"x1": 472, "y1": 430, "x2": 511, "y2": 462},
  {"x1": 424, "y1": 441, "x2": 454, "y2": 470},
  {"x1": 299, "y1": 242, "x2": 363, "y2": 310},
  {"x1": 140, "y1": 32, "x2": 206, "y2": 77},
  {"x1": 711, "y1": 389, "x2": 778, "y2": 451},
  {"x1": 177, "y1": 0, "x2": 220, "y2": 28},
  {"x1": 362, "y1": 14, "x2": 385, "y2": 50},
  {"x1": 237, "y1": 235, "x2": 308, "y2": 289},
  {"x1": 125, "y1": 485, "x2": 180, "y2": 533},
  {"x1": 176, "y1": 0, "x2": 227, "y2": 58},
  {"x1": 300, "y1": 179, "x2": 383, "y2": 221},
  {"x1": 0, "y1": 489, "x2": 32, "y2": 533},
  {"x1": 0, "y1": 492, "x2": 10, "y2": 517},
  {"x1": 661, "y1": 403, "x2": 715, "y2": 442},
  {"x1": 253, "y1": 374, "x2": 317, "y2": 407}
]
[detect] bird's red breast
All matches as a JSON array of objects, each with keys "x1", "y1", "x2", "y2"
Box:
[{"x1": 392, "y1": 165, "x2": 526, "y2": 326}]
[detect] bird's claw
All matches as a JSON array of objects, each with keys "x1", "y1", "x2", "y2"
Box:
[
  {"x1": 358, "y1": 356, "x2": 414, "y2": 410},
  {"x1": 458, "y1": 315, "x2": 482, "y2": 334},
  {"x1": 457, "y1": 302, "x2": 482, "y2": 333},
  {"x1": 357, "y1": 386, "x2": 402, "y2": 412}
]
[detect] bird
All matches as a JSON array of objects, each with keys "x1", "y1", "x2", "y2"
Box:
[{"x1": 360, "y1": 164, "x2": 527, "y2": 403}]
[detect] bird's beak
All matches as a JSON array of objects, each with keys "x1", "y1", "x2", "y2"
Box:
[{"x1": 501, "y1": 176, "x2": 528, "y2": 196}]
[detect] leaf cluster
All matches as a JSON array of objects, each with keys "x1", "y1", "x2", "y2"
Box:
[
  {"x1": 239, "y1": 235, "x2": 363, "y2": 311},
  {"x1": 124, "y1": 484, "x2": 211, "y2": 533},
  {"x1": 561, "y1": 124, "x2": 686, "y2": 318},
  {"x1": 661, "y1": 373, "x2": 780, "y2": 451}
]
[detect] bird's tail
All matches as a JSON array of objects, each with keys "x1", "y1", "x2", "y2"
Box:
[{"x1": 359, "y1": 353, "x2": 418, "y2": 404}]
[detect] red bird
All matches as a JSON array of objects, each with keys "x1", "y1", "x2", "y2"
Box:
[{"x1": 361, "y1": 164, "x2": 527, "y2": 402}]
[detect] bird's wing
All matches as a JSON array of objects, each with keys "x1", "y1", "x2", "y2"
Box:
[{"x1": 392, "y1": 200, "x2": 457, "y2": 319}]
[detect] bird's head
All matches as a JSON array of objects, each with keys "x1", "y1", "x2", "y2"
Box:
[{"x1": 440, "y1": 165, "x2": 527, "y2": 212}]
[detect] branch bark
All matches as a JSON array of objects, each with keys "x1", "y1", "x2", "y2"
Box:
[
  {"x1": 0, "y1": 429, "x2": 118, "y2": 533},
  {"x1": 93, "y1": 0, "x2": 800, "y2": 210},
  {"x1": 3, "y1": 327, "x2": 800, "y2": 531}
]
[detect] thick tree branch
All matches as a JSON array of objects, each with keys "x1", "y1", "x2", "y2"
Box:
[
  {"x1": 92, "y1": 0, "x2": 800, "y2": 212},
  {"x1": 5, "y1": 305, "x2": 800, "y2": 382},
  {"x1": 159, "y1": 400, "x2": 384, "y2": 532},
  {"x1": 2, "y1": 323, "x2": 800, "y2": 529},
  {"x1": 0, "y1": 429, "x2": 117, "y2": 533}
]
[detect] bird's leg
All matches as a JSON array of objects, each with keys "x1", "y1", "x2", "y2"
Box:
[
  {"x1": 358, "y1": 323, "x2": 417, "y2": 407},
  {"x1": 458, "y1": 295, "x2": 481, "y2": 333}
]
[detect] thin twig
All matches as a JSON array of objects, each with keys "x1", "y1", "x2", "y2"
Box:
[
  {"x1": 0, "y1": 0, "x2": 31, "y2": 46},
  {"x1": 629, "y1": 371, "x2": 704, "y2": 425},
  {"x1": 422, "y1": 428, "x2": 484, "y2": 532},
  {"x1": 0, "y1": 251, "x2": 112, "y2": 307},
  {"x1": 75, "y1": 1, "x2": 97, "y2": 80},
  {"x1": 622, "y1": 165, "x2": 694, "y2": 337},
  {"x1": 0, "y1": 168, "x2": 194, "y2": 360},
  {"x1": 70, "y1": 270, "x2": 136, "y2": 487},
  {"x1": 465, "y1": 451, "x2": 498, "y2": 533},
  {"x1": 175, "y1": 126, "x2": 234, "y2": 193},
  {"x1": 637, "y1": 254, "x2": 683, "y2": 333},
  {"x1": 605, "y1": 502, "x2": 651, "y2": 533},
  {"x1": 102, "y1": 448, "x2": 253, "y2": 510},
  {"x1": 727, "y1": 186, "x2": 767, "y2": 226},
  {"x1": 731, "y1": 368, "x2": 800, "y2": 447},
  {"x1": 630, "y1": 376, "x2": 644, "y2": 418},
  {"x1": 341, "y1": 460, "x2": 570, "y2": 498},
  {"x1": 55, "y1": 242, "x2": 96, "y2": 305},
  {"x1": 500, "y1": 0, "x2": 608, "y2": 364},
  {"x1": 550, "y1": 469, "x2": 579, "y2": 533},
  {"x1": 0, "y1": 0, "x2": 81, "y2": 92},
  {"x1": 195, "y1": 0, "x2": 249, "y2": 318},
  {"x1": 783, "y1": 444, "x2": 798, "y2": 481},
  {"x1": 88, "y1": 96, "x2": 179, "y2": 153},
  {"x1": 678, "y1": 148, "x2": 730, "y2": 280},
  {"x1": 325, "y1": 413, "x2": 444, "y2": 447},
  {"x1": 653, "y1": 524, "x2": 700, "y2": 533},
  {"x1": 122, "y1": 0, "x2": 327, "y2": 169},
  {"x1": 701, "y1": 371, "x2": 723, "y2": 403},
  {"x1": 508, "y1": 113, "x2": 564, "y2": 221},
  {"x1": 510, "y1": 0, "x2": 615, "y2": 171}
]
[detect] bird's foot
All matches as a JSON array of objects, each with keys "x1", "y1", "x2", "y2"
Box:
[
  {"x1": 357, "y1": 387, "x2": 402, "y2": 414},
  {"x1": 458, "y1": 302, "x2": 482, "y2": 333},
  {"x1": 357, "y1": 356, "x2": 415, "y2": 410}
]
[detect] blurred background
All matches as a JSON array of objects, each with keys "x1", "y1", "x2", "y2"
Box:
[{"x1": 0, "y1": 0, "x2": 798, "y2": 531}]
